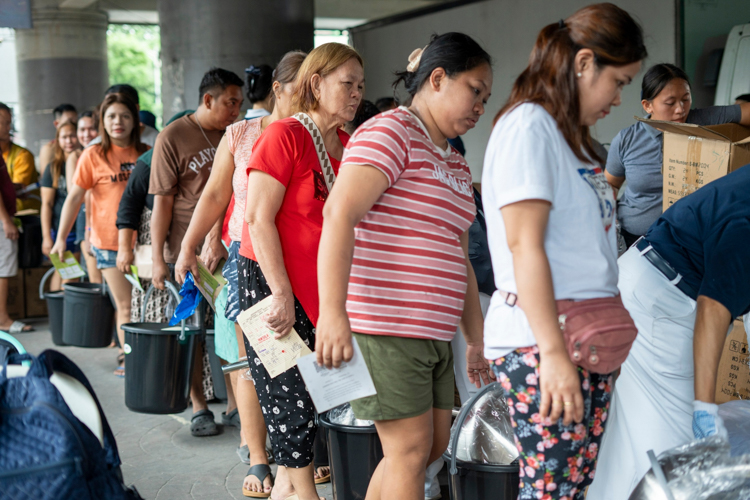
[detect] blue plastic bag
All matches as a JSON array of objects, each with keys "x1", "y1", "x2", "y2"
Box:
[{"x1": 168, "y1": 272, "x2": 203, "y2": 326}]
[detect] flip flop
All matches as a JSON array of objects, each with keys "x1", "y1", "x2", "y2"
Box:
[
  {"x1": 1, "y1": 321, "x2": 34, "y2": 334},
  {"x1": 314, "y1": 466, "x2": 330, "y2": 484},
  {"x1": 242, "y1": 464, "x2": 273, "y2": 498},
  {"x1": 113, "y1": 366, "x2": 125, "y2": 378},
  {"x1": 191, "y1": 409, "x2": 219, "y2": 437}
]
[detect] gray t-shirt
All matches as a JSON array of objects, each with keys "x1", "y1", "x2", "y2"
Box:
[{"x1": 606, "y1": 105, "x2": 742, "y2": 236}]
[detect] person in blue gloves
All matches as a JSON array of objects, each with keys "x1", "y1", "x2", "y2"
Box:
[{"x1": 589, "y1": 164, "x2": 750, "y2": 499}]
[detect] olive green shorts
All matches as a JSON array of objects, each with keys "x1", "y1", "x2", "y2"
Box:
[{"x1": 350, "y1": 333, "x2": 455, "y2": 421}]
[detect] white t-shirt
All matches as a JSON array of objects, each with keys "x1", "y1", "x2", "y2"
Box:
[{"x1": 481, "y1": 103, "x2": 619, "y2": 359}]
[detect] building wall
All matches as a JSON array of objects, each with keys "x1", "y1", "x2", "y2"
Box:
[
  {"x1": 351, "y1": 0, "x2": 678, "y2": 180},
  {"x1": 0, "y1": 29, "x2": 22, "y2": 144}
]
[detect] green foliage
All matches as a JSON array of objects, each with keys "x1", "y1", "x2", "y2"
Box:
[{"x1": 107, "y1": 24, "x2": 162, "y2": 128}]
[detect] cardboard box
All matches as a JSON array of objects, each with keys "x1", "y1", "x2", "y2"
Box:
[
  {"x1": 636, "y1": 117, "x2": 750, "y2": 210},
  {"x1": 6, "y1": 272, "x2": 24, "y2": 320},
  {"x1": 715, "y1": 319, "x2": 750, "y2": 404},
  {"x1": 24, "y1": 266, "x2": 51, "y2": 318}
]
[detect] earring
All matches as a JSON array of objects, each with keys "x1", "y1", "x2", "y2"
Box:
[{"x1": 577, "y1": 72, "x2": 582, "y2": 78}]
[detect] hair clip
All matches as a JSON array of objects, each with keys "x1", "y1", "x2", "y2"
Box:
[
  {"x1": 245, "y1": 65, "x2": 259, "y2": 74},
  {"x1": 406, "y1": 45, "x2": 428, "y2": 73},
  {"x1": 558, "y1": 19, "x2": 566, "y2": 29}
]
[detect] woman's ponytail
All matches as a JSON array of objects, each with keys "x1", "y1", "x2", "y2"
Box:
[{"x1": 496, "y1": 3, "x2": 646, "y2": 164}]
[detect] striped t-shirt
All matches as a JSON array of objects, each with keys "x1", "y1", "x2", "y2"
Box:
[{"x1": 340, "y1": 107, "x2": 476, "y2": 341}]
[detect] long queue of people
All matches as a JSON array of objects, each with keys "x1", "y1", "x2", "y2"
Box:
[{"x1": 2, "y1": 2, "x2": 750, "y2": 500}]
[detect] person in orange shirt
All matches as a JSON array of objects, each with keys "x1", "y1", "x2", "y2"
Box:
[
  {"x1": 52, "y1": 93, "x2": 149, "y2": 376},
  {"x1": 0, "y1": 103, "x2": 39, "y2": 211}
]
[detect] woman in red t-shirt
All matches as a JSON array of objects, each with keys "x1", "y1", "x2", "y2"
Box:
[
  {"x1": 238, "y1": 43, "x2": 363, "y2": 500},
  {"x1": 316, "y1": 33, "x2": 495, "y2": 499},
  {"x1": 52, "y1": 94, "x2": 148, "y2": 376},
  {"x1": 175, "y1": 51, "x2": 307, "y2": 498}
]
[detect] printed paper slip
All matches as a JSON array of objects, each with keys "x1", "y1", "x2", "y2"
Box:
[
  {"x1": 297, "y1": 337, "x2": 377, "y2": 413},
  {"x1": 195, "y1": 258, "x2": 226, "y2": 312},
  {"x1": 49, "y1": 251, "x2": 86, "y2": 280},
  {"x1": 237, "y1": 295, "x2": 312, "y2": 378}
]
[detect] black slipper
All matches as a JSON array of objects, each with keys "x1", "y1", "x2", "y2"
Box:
[
  {"x1": 242, "y1": 463, "x2": 273, "y2": 498},
  {"x1": 222, "y1": 408, "x2": 241, "y2": 428},
  {"x1": 191, "y1": 409, "x2": 219, "y2": 437}
]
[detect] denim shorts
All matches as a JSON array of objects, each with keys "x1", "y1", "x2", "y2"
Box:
[{"x1": 90, "y1": 245, "x2": 118, "y2": 270}]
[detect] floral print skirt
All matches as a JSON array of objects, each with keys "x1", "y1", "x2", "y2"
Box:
[{"x1": 491, "y1": 346, "x2": 613, "y2": 500}]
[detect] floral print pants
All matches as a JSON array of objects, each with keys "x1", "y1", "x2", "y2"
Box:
[
  {"x1": 238, "y1": 256, "x2": 316, "y2": 468},
  {"x1": 491, "y1": 346, "x2": 613, "y2": 500}
]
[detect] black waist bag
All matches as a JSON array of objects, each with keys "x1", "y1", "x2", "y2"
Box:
[{"x1": 0, "y1": 350, "x2": 142, "y2": 500}]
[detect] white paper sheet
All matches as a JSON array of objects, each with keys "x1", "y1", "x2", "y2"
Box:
[
  {"x1": 237, "y1": 295, "x2": 312, "y2": 378},
  {"x1": 296, "y1": 337, "x2": 377, "y2": 413}
]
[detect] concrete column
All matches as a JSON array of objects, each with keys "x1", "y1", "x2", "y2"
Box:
[
  {"x1": 14, "y1": 5, "x2": 109, "y2": 156},
  {"x1": 158, "y1": 0, "x2": 314, "y2": 122}
]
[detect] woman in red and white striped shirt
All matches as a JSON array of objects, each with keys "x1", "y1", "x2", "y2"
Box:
[{"x1": 316, "y1": 32, "x2": 494, "y2": 500}]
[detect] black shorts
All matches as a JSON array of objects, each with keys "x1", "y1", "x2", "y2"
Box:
[{"x1": 238, "y1": 256, "x2": 317, "y2": 468}]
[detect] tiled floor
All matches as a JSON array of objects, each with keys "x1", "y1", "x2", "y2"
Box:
[{"x1": 15, "y1": 319, "x2": 334, "y2": 500}]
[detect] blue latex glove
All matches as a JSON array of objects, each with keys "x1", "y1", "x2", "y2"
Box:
[
  {"x1": 692, "y1": 400, "x2": 728, "y2": 439},
  {"x1": 168, "y1": 272, "x2": 203, "y2": 326}
]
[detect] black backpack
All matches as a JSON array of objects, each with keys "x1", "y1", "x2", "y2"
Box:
[{"x1": 0, "y1": 350, "x2": 142, "y2": 499}]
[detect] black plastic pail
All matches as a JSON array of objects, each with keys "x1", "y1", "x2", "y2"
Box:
[
  {"x1": 39, "y1": 267, "x2": 65, "y2": 346},
  {"x1": 319, "y1": 413, "x2": 384, "y2": 500},
  {"x1": 445, "y1": 383, "x2": 520, "y2": 500},
  {"x1": 62, "y1": 282, "x2": 115, "y2": 347},
  {"x1": 45, "y1": 292, "x2": 65, "y2": 345},
  {"x1": 442, "y1": 454, "x2": 519, "y2": 500},
  {"x1": 122, "y1": 322, "x2": 199, "y2": 414}
]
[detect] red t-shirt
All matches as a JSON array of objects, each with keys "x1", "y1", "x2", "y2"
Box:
[{"x1": 239, "y1": 117, "x2": 349, "y2": 325}]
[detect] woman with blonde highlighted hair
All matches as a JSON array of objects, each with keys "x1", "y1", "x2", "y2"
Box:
[{"x1": 238, "y1": 43, "x2": 363, "y2": 500}]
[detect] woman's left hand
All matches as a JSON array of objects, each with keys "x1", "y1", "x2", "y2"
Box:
[
  {"x1": 262, "y1": 291, "x2": 296, "y2": 339},
  {"x1": 466, "y1": 343, "x2": 495, "y2": 388},
  {"x1": 315, "y1": 309, "x2": 354, "y2": 369}
]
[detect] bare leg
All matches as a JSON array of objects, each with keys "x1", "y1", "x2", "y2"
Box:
[
  {"x1": 100, "y1": 267, "x2": 132, "y2": 351},
  {"x1": 237, "y1": 323, "x2": 276, "y2": 496},
  {"x1": 81, "y1": 240, "x2": 101, "y2": 284},
  {"x1": 366, "y1": 409, "x2": 446, "y2": 500},
  {"x1": 269, "y1": 467, "x2": 294, "y2": 500},
  {"x1": 0, "y1": 277, "x2": 12, "y2": 326},
  {"x1": 225, "y1": 368, "x2": 237, "y2": 413},
  {"x1": 50, "y1": 271, "x2": 62, "y2": 292},
  {"x1": 285, "y1": 464, "x2": 318, "y2": 500},
  {"x1": 190, "y1": 342, "x2": 208, "y2": 413}
]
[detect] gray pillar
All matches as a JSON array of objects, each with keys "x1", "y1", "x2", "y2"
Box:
[
  {"x1": 158, "y1": 0, "x2": 314, "y2": 122},
  {"x1": 14, "y1": 6, "x2": 109, "y2": 156}
]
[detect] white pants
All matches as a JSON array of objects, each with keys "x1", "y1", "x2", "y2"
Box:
[{"x1": 588, "y1": 247, "x2": 697, "y2": 500}]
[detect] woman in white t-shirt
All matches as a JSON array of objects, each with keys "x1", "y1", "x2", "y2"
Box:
[
  {"x1": 482, "y1": 5, "x2": 646, "y2": 499},
  {"x1": 316, "y1": 33, "x2": 494, "y2": 500}
]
